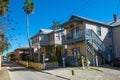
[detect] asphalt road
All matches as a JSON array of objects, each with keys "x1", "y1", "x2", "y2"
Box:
[{"x1": 4, "y1": 61, "x2": 67, "y2": 80}]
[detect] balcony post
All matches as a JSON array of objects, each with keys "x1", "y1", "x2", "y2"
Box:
[
  {"x1": 92, "y1": 40, "x2": 95, "y2": 66},
  {"x1": 84, "y1": 29, "x2": 89, "y2": 68}
]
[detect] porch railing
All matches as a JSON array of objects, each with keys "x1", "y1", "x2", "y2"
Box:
[{"x1": 62, "y1": 29, "x2": 85, "y2": 44}]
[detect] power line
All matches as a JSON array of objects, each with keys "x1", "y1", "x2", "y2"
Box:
[{"x1": 59, "y1": 0, "x2": 94, "y2": 23}]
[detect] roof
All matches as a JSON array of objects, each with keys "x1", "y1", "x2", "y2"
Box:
[
  {"x1": 31, "y1": 33, "x2": 39, "y2": 39},
  {"x1": 50, "y1": 28, "x2": 64, "y2": 33},
  {"x1": 62, "y1": 14, "x2": 112, "y2": 28},
  {"x1": 15, "y1": 47, "x2": 30, "y2": 51},
  {"x1": 39, "y1": 29, "x2": 53, "y2": 34},
  {"x1": 106, "y1": 19, "x2": 120, "y2": 27},
  {"x1": 31, "y1": 29, "x2": 53, "y2": 39}
]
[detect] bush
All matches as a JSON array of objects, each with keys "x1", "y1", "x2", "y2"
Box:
[{"x1": 49, "y1": 57, "x2": 58, "y2": 63}]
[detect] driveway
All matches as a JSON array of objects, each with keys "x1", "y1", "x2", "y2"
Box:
[{"x1": 43, "y1": 66, "x2": 120, "y2": 80}]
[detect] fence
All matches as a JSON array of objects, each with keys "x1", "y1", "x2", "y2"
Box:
[
  {"x1": 18, "y1": 61, "x2": 58, "y2": 70},
  {"x1": 18, "y1": 61, "x2": 43, "y2": 70}
]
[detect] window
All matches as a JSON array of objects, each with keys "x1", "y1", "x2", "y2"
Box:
[
  {"x1": 97, "y1": 26, "x2": 101, "y2": 36},
  {"x1": 56, "y1": 32, "x2": 61, "y2": 40},
  {"x1": 72, "y1": 27, "x2": 79, "y2": 39},
  {"x1": 72, "y1": 47, "x2": 80, "y2": 56}
]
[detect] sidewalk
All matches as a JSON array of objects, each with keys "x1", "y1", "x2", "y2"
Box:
[
  {"x1": 0, "y1": 66, "x2": 10, "y2": 80},
  {"x1": 43, "y1": 66, "x2": 120, "y2": 80}
]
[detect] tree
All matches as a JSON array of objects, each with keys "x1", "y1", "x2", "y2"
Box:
[
  {"x1": 20, "y1": 53, "x2": 27, "y2": 61},
  {"x1": 0, "y1": 32, "x2": 10, "y2": 70},
  {"x1": 6, "y1": 52, "x2": 15, "y2": 61},
  {"x1": 51, "y1": 20, "x2": 61, "y2": 30},
  {"x1": 23, "y1": 0, "x2": 35, "y2": 60},
  {"x1": 0, "y1": 0, "x2": 10, "y2": 16}
]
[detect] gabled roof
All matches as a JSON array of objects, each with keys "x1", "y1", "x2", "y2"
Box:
[
  {"x1": 31, "y1": 33, "x2": 39, "y2": 39},
  {"x1": 31, "y1": 29, "x2": 53, "y2": 39},
  {"x1": 39, "y1": 29, "x2": 53, "y2": 34},
  {"x1": 62, "y1": 14, "x2": 112, "y2": 28}
]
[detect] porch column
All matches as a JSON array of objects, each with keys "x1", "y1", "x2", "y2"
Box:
[
  {"x1": 55, "y1": 45, "x2": 57, "y2": 56},
  {"x1": 108, "y1": 54, "x2": 111, "y2": 62},
  {"x1": 95, "y1": 55, "x2": 98, "y2": 67},
  {"x1": 92, "y1": 40, "x2": 95, "y2": 66},
  {"x1": 38, "y1": 44, "x2": 41, "y2": 63},
  {"x1": 85, "y1": 27, "x2": 89, "y2": 68}
]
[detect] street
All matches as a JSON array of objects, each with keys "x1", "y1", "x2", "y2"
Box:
[{"x1": 4, "y1": 62, "x2": 67, "y2": 80}]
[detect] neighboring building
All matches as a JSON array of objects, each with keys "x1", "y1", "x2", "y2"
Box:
[
  {"x1": 31, "y1": 28, "x2": 64, "y2": 63},
  {"x1": 13, "y1": 47, "x2": 33, "y2": 61},
  {"x1": 112, "y1": 26, "x2": 120, "y2": 58},
  {"x1": 107, "y1": 14, "x2": 120, "y2": 58},
  {"x1": 40, "y1": 29, "x2": 64, "y2": 58},
  {"x1": 62, "y1": 15, "x2": 113, "y2": 66}
]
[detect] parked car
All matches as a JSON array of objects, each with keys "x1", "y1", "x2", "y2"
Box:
[{"x1": 110, "y1": 57, "x2": 120, "y2": 67}]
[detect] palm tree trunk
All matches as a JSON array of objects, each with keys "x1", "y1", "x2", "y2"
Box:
[
  {"x1": 0, "y1": 53, "x2": 2, "y2": 70},
  {"x1": 26, "y1": 14, "x2": 32, "y2": 60}
]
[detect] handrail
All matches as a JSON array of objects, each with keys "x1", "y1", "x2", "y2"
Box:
[{"x1": 85, "y1": 29, "x2": 112, "y2": 61}]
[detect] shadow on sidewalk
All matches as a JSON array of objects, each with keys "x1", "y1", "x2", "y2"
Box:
[{"x1": 7, "y1": 67, "x2": 36, "y2": 72}]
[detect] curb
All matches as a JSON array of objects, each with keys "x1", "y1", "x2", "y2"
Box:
[{"x1": 90, "y1": 67, "x2": 104, "y2": 72}]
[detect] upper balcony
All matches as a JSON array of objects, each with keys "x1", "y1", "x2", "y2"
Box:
[
  {"x1": 62, "y1": 29, "x2": 85, "y2": 44},
  {"x1": 40, "y1": 39, "x2": 50, "y2": 46},
  {"x1": 62, "y1": 29, "x2": 95, "y2": 44}
]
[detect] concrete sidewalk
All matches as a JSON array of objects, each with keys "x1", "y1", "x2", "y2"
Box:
[
  {"x1": 43, "y1": 67, "x2": 120, "y2": 80},
  {"x1": 0, "y1": 67, "x2": 10, "y2": 80}
]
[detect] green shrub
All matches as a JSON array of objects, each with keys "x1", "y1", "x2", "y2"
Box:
[{"x1": 49, "y1": 57, "x2": 58, "y2": 63}]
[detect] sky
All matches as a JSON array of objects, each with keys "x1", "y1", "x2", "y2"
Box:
[{"x1": 0, "y1": 0, "x2": 120, "y2": 56}]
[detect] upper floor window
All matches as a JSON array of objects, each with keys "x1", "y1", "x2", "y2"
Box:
[
  {"x1": 97, "y1": 26, "x2": 101, "y2": 36},
  {"x1": 56, "y1": 32, "x2": 61, "y2": 40},
  {"x1": 72, "y1": 27, "x2": 79, "y2": 39}
]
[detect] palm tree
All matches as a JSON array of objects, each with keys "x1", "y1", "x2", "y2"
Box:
[
  {"x1": 23, "y1": 0, "x2": 35, "y2": 60},
  {"x1": 0, "y1": 0, "x2": 9, "y2": 16},
  {"x1": 0, "y1": 32, "x2": 10, "y2": 70}
]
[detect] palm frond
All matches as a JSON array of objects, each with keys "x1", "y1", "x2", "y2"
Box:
[{"x1": 23, "y1": 0, "x2": 35, "y2": 14}]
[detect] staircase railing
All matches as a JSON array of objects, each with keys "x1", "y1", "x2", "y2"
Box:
[{"x1": 85, "y1": 29, "x2": 112, "y2": 62}]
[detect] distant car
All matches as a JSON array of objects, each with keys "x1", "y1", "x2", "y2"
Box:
[{"x1": 110, "y1": 57, "x2": 120, "y2": 67}]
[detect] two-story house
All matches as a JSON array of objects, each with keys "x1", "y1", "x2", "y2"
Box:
[
  {"x1": 40, "y1": 29, "x2": 63, "y2": 58},
  {"x1": 62, "y1": 15, "x2": 113, "y2": 66},
  {"x1": 31, "y1": 28, "x2": 64, "y2": 63}
]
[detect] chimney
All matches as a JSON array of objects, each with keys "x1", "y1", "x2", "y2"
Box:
[{"x1": 114, "y1": 14, "x2": 118, "y2": 22}]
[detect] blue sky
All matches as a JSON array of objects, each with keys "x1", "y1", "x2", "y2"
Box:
[{"x1": 1, "y1": 0, "x2": 120, "y2": 56}]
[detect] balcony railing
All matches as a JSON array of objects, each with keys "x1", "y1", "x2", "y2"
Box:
[
  {"x1": 40, "y1": 39, "x2": 50, "y2": 46},
  {"x1": 62, "y1": 29, "x2": 85, "y2": 44}
]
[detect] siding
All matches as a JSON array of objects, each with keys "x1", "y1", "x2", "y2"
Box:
[
  {"x1": 85, "y1": 23, "x2": 112, "y2": 47},
  {"x1": 85, "y1": 23, "x2": 108, "y2": 41},
  {"x1": 67, "y1": 42, "x2": 86, "y2": 56},
  {"x1": 113, "y1": 26, "x2": 120, "y2": 58}
]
